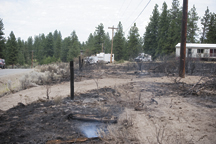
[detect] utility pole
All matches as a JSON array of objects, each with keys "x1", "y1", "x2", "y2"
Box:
[
  {"x1": 108, "y1": 26, "x2": 118, "y2": 63},
  {"x1": 179, "y1": 0, "x2": 188, "y2": 78}
]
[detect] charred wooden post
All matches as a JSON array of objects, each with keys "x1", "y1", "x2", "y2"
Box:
[
  {"x1": 70, "y1": 61, "x2": 74, "y2": 100},
  {"x1": 179, "y1": 0, "x2": 188, "y2": 78}
]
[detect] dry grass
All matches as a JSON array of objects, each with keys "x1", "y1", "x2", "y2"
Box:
[
  {"x1": 0, "y1": 79, "x2": 20, "y2": 96},
  {"x1": 0, "y1": 62, "x2": 70, "y2": 96},
  {"x1": 98, "y1": 108, "x2": 193, "y2": 144},
  {"x1": 97, "y1": 79, "x2": 199, "y2": 144},
  {"x1": 53, "y1": 96, "x2": 63, "y2": 105},
  {"x1": 98, "y1": 109, "x2": 140, "y2": 143},
  {"x1": 19, "y1": 62, "x2": 71, "y2": 90}
]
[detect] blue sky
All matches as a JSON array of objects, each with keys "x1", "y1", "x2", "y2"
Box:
[{"x1": 0, "y1": 0, "x2": 216, "y2": 42}]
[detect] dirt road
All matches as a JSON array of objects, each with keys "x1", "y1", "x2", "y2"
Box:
[
  {"x1": 0, "y1": 69, "x2": 33, "y2": 77},
  {"x1": 0, "y1": 78, "x2": 132, "y2": 111},
  {"x1": 0, "y1": 75, "x2": 203, "y2": 111}
]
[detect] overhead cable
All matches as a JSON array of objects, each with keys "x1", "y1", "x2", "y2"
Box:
[
  {"x1": 125, "y1": 0, "x2": 145, "y2": 23},
  {"x1": 124, "y1": 0, "x2": 151, "y2": 33}
]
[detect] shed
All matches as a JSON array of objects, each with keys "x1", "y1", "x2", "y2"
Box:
[{"x1": 176, "y1": 43, "x2": 216, "y2": 59}]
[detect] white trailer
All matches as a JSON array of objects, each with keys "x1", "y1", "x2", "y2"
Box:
[
  {"x1": 104, "y1": 53, "x2": 114, "y2": 63},
  {"x1": 96, "y1": 52, "x2": 114, "y2": 63},
  {"x1": 97, "y1": 53, "x2": 105, "y2": 61},
  {"x1": 175, "y1": 43, "x2": 216, "y2": 59}
]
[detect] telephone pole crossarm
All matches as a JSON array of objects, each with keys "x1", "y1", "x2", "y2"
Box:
[{"x1": 108, "y1": 26, "x2": 118, "y2": 63}]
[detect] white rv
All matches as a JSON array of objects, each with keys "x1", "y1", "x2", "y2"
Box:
[
  {"x1": 175, "y1": 43, "x2": 216, "y2": 59},
  {"x1": 96, "y1": 52, "x2": 114, "y2": 63}
]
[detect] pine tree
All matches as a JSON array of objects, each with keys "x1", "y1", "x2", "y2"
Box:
[
  {"x1": 23, "y1": 41, "x2": 29, "y2": 64},
  {"x1": 71, "y1": 31, "x2": 78, "y2": 45},
  {"x1": 53, "y1": 30, "x2": 58, "y2": 42},
  {"x1": 94, "y1": 23, "x2": 105, "y2": 54},
  {"x1": 206, "y1": 13, "x2": 216, "y2": 43},
  {"x1": 200, "y1": 7, "x2": 211, "y2": 43},
  {"x1": 6, "y1": 31, "x2": 18, "y2": 67},
  {"x1": 45, "y1": 32, "x2": 54, "y2": 57},
  {"x1": 113, "y1": 22, "x2": 125, "y2": 61},
  {"x1": 67, "y1": 31, "x2": 80, "y2": 61},
  {"x1": 67, "y1": 40, "x2": 80, "y2": 61},
  {"x1": 54, "y1": 33, "x2": 62, "y2": 59},
  {"x1": 143, "y1": 4, "x2": 159, "y2": 59},
  {"x1": 0, "y1": 19, "x2": 4, "y2": 41},
  {"x1": 0, "y1": 18, "x2": 5, "y2": 58},
  {"x1": 104, "y1": 32, "x2": 111, "y2": 54},
  {"x1": 166, "y1": 0, "x2": 182, "y2": 54},
  {"x1": 157, "y1": 2, "x2": 169, "y2": 55},
  {"x1": 53, "y1": 30, "x2": 62, "y2": 59},
  {"x1": 187, "y1": 5, "x2": 199, "y2": 43},
  {"x1": 27, "y1": 37, "x2": 33, "y2": 64},
  {"x1": 37, "y1": 34, "x2": 46, "y2": 64},
  {"x1": 138, "y1": 37, "x2": 144, "y2": 53},
  {"x1": 17, "y1": 38, "x2": 25, "y2": 65},
  {"x1": 127, "y1": 23, "x2": 140, "y2": 59},
  {"x1": 84, "y1": 33, "x2": 95, "y2": 56},
  {"x1": 122, "y1": 37, "x2": 127, "y2": 60},
  {"x1": 33, "y1": 35, "x2": 40, "y2": 63},
  {"x1": 80, "y1": 42, "x2": 87, "y2": 52},
  {"x1": 61, "y1": 37, "x2": 70, "y2": 62}
]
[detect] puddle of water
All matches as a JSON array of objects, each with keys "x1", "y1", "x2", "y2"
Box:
[
  {"x1": 79, "y1": 122, "x2": 108, "y2": 138},
  {"x1": 79, "y1": 122, "x2": 99, "y2": 138}
]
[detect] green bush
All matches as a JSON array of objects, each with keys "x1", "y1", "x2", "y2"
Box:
[
  {"x1": 41, "y1": 56, "x2": 57, "y2": 65},
  {"x1": 115, "y1": 59, "x2": 124, "y2": 64}
]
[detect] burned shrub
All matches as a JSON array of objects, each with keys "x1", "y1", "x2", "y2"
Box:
[{"x1": 144, "y1": 55, "x2": 179, "y2": 76}]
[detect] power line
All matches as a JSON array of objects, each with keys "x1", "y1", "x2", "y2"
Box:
[
  {"x1": 121, "y1": 0, "x2": 133, "y2": 17},
  {"x1": 119, "y1": 0, "x2": 126, "y2": 12},
  {"x1": 124, "y1": 0, "x2": 151, "y2": 33},
  {"x1": 135, "y1": 0, "x2": 145, "y2": 10},
  {"x1": 125, "y1": 0, "x2": 145, "y2": 23}
]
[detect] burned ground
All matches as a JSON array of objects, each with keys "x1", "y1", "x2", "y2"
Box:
[
  {"x1": 0, "y1": 61, "x2": 216, "y2": 143},
  {"x1": 0, "y1": 87, "x2": 124, "y2": 144}
]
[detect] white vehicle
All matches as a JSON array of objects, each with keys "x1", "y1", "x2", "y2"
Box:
[
  {"x1": 87, "y1": 56, "x2": 98, "y2": 64},
  {"x1": 135, "y1": 53, "x2": 152, "y2": 62}
]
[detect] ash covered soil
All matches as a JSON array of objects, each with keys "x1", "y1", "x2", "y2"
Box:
[
  {"x1": 0, "y1": 87, "x2": 123, "y2": 143},
  {"x1": 0, "y1": 63, "x2": 216, "y2": 143}
]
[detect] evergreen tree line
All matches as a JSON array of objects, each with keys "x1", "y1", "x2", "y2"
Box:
[
  {"x1": 0, "y1": 0, "x2": 216, "y2": 66},
  {"x1": 0, "y1": 29, "x2": 81, "y2": 66},
  {"x1": 144, "y1": 0, "x2": 216, "y2": 59}
]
